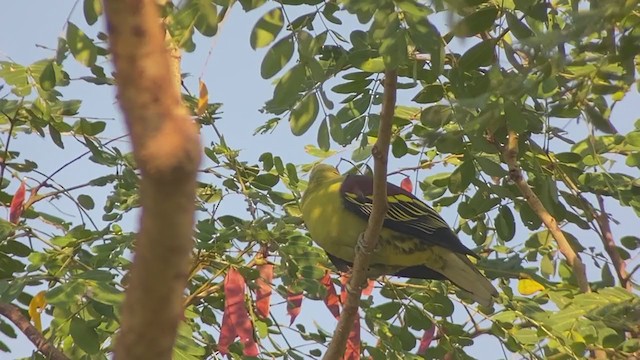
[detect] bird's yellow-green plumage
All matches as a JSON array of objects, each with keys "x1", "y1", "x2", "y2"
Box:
[{"x1": 301, "y1": 164, "x2": 498, "y2": 307}]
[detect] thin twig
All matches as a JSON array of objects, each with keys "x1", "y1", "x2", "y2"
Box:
[
  {"x1": 23, "y1": 181, "x2": 96, "y2": 210},
  {"x1": 322, "y1": 70, "x2": 397, "y2": 360},
  {"x1": 595, "y1": 194, "x2": 630, "y2": 290},
  {"x1": 387, "y1": 154, "x2": 464, "y2": 176},
  {"x1": 35, "y1": 134, "x2": 129, "y2": 194},
  {"x1": 0, "y1": 110, "x2": 17, "y2": 183},
  {"x1": 502, "y1": 130, "x2": 590, "y2": 293},
  {"x1": 0, "y1": 303, "x2": 69, "y2": 360}
]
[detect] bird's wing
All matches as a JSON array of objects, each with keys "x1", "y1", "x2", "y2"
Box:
[{"x1": 340, "y1": 174, "x2": 478, "y2": 258}]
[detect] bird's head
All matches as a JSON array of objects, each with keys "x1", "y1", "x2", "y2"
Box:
[{"x1": 308, "y1": 164, "x2": 340, "y2": 186}]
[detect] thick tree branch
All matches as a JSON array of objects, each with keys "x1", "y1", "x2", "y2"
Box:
[
  {"x1": 104, "y1": 1, "x2": 201, "y2": 360},
  {"x1": 323, "y1": 70, "x2": 397, "y2": 360},
  {"x1": 595, "y1": 195, "x2": 630, "y2": 290},
  {"x1": 0, "y1": 303, "x2": 69, "y2": 360},
  {"x1": 503, "y1": 131, "x2": 590, "y2": 293}
]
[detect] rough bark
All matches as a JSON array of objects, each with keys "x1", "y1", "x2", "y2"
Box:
[
  {"x1": 103, "y1": 1, "x2": 201, "y2": 359},
  {"x1": 0, "y1": 303, "x2": 69, "y2": 360},
  {"x1": 503, "y1": 131, "x2": 590, "y2": 293},
  {"x1": 322, "y1": 70, "x2": 397, "y2": 360},
  {"x1": 595, "y1": 195, "x2": 631, "y2": 290}
]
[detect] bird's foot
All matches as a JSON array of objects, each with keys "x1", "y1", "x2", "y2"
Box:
[
  {"x1": 344, "y1": 277, "x2": 372, "y2": 296},
  {"x1": 356, "y1": 233, "x2": 381, "y2": 255},
  {"x1": 356, "y1": 233, "x2": 380, "y2": 255},
  {"x1": 355, "y1": 233, "x2": 372, "y2": 255},
  {"x1": 344, "y1": 282, "x2": 359, "y2": 296}
]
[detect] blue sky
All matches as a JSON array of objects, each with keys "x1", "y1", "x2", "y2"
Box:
[{"x1": 1, "y1": 1, "x2": 639, "y2": 359}]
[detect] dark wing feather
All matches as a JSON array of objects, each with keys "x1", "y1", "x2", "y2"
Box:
[
  {"x1": 325, "y1": 252, "x2": 446, "y2": 280},
  {"x1": 340, "y1": 174, "x2": 478, "y2": 258}
]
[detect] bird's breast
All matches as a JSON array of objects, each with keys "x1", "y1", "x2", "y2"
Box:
[{"x1": 301, "y1": 180, "x2": 366, "y2": 261}]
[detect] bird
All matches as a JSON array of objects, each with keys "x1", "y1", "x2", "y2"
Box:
[{"x1": 300, "y1": 164, "x2": 498, "y2": 307}]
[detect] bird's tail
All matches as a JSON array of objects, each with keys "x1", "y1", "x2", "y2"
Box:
[{"x1": 435, "y1": 252, "x2": 498, "y2": 307}]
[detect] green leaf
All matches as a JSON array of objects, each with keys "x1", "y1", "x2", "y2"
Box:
[
  {"x1": 541, "y1": 253, "x2": 555, "y2": 277},
  {"x1": 193, "y1": 0, "x2": 218, "y2": 36},
  {"x1": 495, "y1": 206, "x2": 516, "y2": 241},
  {"x1": 74, "y1": 119, "x2": 106, "y2": 136},
  {"x1": 435, "y1": 132, "x2": 465, "y2": 154},
  {"x1": 599, "y1": 326, "x2": 624, "y2": 348},
  {"x1": 290, "y1": 92, "x2": 319, "y2": 136},
  {"x1": 286, "y1": 163, "x2": 299, "y2": 184},
  {"x1": 621, "y1": 236, "x2": 639, "y2": 250},
  {"x1": 626, "y1": 131, "x2": 640, "y2": 147},
  {"x1": 289, "y1": 12, "x2": 316, "y2": 32},
  {"x1": 332, "y1": 80, "x2": 372, "y2": 94},
  {"x1": 174, "y1": 322, "x2": 206, "y2": 359},
  {"x1": 523, "y1": 2, "x2": 548, "y2": 21},
  {"x1": 565, "y1": 64, "x2": 597, "y2": 77},
  {"x1": 420, "y1": 105, "x2": 452, "y2": 129},
  {"x1": 90, "y1": 282, "x2": 123, "y2": 306},
  {"x1": 77, "y1": 194, "x2": 95, "y2": 210},
  {"x1": 392, "y1": 136, "x2": 408, "y2": 158},
  {"x1": 250, "y1": 7, "x2": 283, "y2": 49},
  {"x1": 462, "y1": 0, "x2": 490, "y2": 5},
  {"x1": 0, "y1": 62, "x2": 31, "y2": 96},
  {"x1": 268, "y1": 63, "x2": 305, "y2": 112},
  {"x1": 373, "y1": 302, "x2": 403, "y2": 321},
  {"x1": 51, "y1": 235, "x2": 75, "y2": 247},
  {"x1": 259, "y1": 152, "x2": 273, "y2": 171},
  {"x1": 601, "y1": 265, "x2": 615, "y2": 287},
  {"x1": 505, "y1": 11, "x2": 533, "y2": 40},
  {"x1": 511, "y1": 328, "x2": 538, "y2": 345},
  {"x1": 424, "y1": 292, "x2": 454, "y2": 316},
  {"x1": 39, "y1": 61, "x2": 57, "y2": 91},
  {"x1": 354, "y1": 57, "x2": 385, "y2": 73},
  {"x1": 351, "y1": 145, "x2": 372, "y2": 162},
  {"x1": 468, "y1": 189, "x2": 501, "y2": 215},
  {"x1": 555, "y1": 152, "x2": 582, "y2": 163},
  {"x1": 66, "y1": 22, "x2": 97, "y2": 67},
  {"x1": 70, "y1": 316, "x2": 100, "y2": 354},
  {"x1": 253, "y1": 173, "x2": 280, "y2": 189},
  {"x1": 1, "y1": 240, "x2": 31, "y2": 257},
  {"x1": 0, "y1": 321, "x2": 17, "y2": 339},
  {"x1": 298, "y1": 30, "x2": 327, "y2": 61},
  {"x1": 402, "y1": 6, "x2": 444, "y2": 75},
  {"x1": 0, "y1": 219, "x2": 12, "y2": 240},
  {"x1": 476, "y1": 157, "x2": 507, "y2": 177},
  {"x1": 261, "y1": 34, "x2": 294, "y2": 79},
  {"x1": 317, "y1": 119, "x2": 330, "y2": 151},
  {"x1": 458, "y1": 40, "x2": 496, "y2": 70},
  {"x1": 76, "y1": 270, "x2": 114, "y2": 281},
  {"x1": 452, "y1": 6, "x2": 499, "y2": 37},
  {"x1": 83, "y1": 0, "x2": 103, "y2": 25},
  {"x1": 0, "y1": 278, "x2": 25, "y2": 302},
  {"x1": 412, "y1": 84, "x2": 444, "y2": 103},
  {"x1": 621, "y1": 339, "x2": 640, "y2": 353},
  {"x1": 342, "y1": 118, "x2": 365, "y2": 144},
  {"x1": 238, "y1": 0, "x2": 267, "y2": 11},
  {"x1": 421, "y1": 173, "x2": 449, "y2": 200},
  {"x1": 448, "y1": 161, "x2": 474, "y2": 193},
  {"x1": 46, "y1": 281, "x2": 86, "y2": 305},
  {"x1": 380, "y1": 29, "x2": 408, "y2": 69},
  {"x1": 304, "y1": 144, "x2": 336, "y2": 159},
  {"x1": 493, "y1": 310, "x2": 517, "y2": 324}
]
